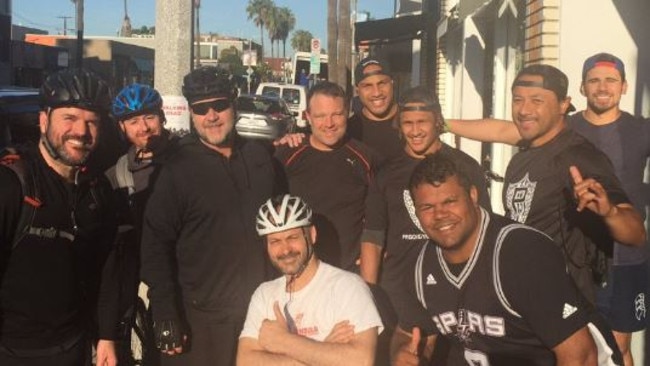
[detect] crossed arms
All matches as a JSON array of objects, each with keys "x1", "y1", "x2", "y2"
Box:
[{"x1": 237, "y1": 302, "x2": 377, "y2": 366}]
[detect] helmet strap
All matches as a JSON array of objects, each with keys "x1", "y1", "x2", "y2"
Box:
[
  {"x1": 286, "y1": 227, "x2": 315, "y2": 291},
  {"x1": 42, "y1": 109, "x2": 61, "y2": 161}
]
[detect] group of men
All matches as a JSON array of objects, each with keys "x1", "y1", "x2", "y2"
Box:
[{"x1": 0, "y1": 50, "x2": 646, "y2": 366}]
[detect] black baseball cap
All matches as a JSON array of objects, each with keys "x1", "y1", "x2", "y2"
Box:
[
  {"x1": 512, "y1": 64, "x2": 575, "y2": 113},
  {"x1": 581, "y1": 53, "x2": 626, "y2": 82},
  {"x1": 355, "y1": 57, "x2": 390, "y2": 85}
]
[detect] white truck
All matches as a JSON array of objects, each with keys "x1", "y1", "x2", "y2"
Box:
[{"x1": 291, "y1": 51, "x2": 329, "y2": 85}]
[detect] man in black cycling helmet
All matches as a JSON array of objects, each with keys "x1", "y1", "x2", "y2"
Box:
[
  {"x1": 141, "y1": 66, "x2": 283, "y2": 365},
  {"x1": 0, "y1": 68, "x2": 120, "y2": 366}
]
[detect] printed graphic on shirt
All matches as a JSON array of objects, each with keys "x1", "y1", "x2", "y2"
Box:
[
  {"x1": 403, "y1": 189, "x2": 426, "y2": 237},
  {"x1": 635, "y1": 293, "x2": 647, "y2": 321},
  {"x1": 505, "y1": 173, "x2": 536, "y2": 223}
]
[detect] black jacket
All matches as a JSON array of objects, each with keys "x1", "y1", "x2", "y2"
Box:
[
  {"x1": 0, "y1": 144, "x2": 119, "y2": 350},
  {"x1": 141, "y1": 135, "x2": 281, "y2": 321}
]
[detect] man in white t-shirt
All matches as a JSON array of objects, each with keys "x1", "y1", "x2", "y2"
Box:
[{"x1": 237, "y1": 194, "x2": 383, "y2": 365}]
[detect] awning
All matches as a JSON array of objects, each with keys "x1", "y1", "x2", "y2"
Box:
[{"x1": 355, "y1": 14, "x2": 428, "y2": 47}]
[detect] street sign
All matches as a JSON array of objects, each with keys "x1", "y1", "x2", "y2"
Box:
[
  {"x1": 310, "y1": 54, "x2": 320, "y2": 75},
  {"x1": 311, "y1": 38, "x2": 320, "y2": 53},
  {"x1": 310, "y1": 38, "x2": 321, "y2": 75}
]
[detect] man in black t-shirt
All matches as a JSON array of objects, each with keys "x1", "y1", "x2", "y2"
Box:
[
  {"x1": 391, "y1": 154, "x2": 622, "y2": 366},
  {"x1": 275, "y1": 81, "x2": 376, "y2": 272},
  {"x1": 347, "y1": 57, "x2": 403, "y2": 164}
]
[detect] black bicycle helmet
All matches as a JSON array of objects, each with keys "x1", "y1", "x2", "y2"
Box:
[
  {"x1": 113, "y1": 83, "x2": 163, "y2": 121},
  {"x1": 40, "y1": 68, "x2": 111, "y2": 113},
  {"x1": 182, "y1": 66, "x2": 238, "y2": 104}
]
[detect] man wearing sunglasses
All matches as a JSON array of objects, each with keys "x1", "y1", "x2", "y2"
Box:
[
  {"x1": 237, "y1": 194, "x2": 382, "y2": 366},
  {"x1": 140, "y1": 67, "x2": 283, "y2": 366}
]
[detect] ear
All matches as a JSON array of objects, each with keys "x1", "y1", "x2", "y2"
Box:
[
  {"x1": 469, "y1": 185, "x2": 479, "y2": 206},
  {"x1": 579, "y1": 83, "x2": 586, "y2": 96},
  {"x1": 622, "y1": 80, "x2": 628, "y2": 95},
  {"x1": 559, "y1": 96, "x2": 572, "y2": 115},
  {"x1": 39, "y1": 111, "x2": 48, "y2": 134},
  {"x1": 309, "y1": 225, "x2": 317, "y2": 245},
  {"x1": 119, "y1": 121, "x2": 126, "y2": 134}
]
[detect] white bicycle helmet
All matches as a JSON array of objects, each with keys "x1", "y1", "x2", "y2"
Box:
[{"x1": 256, "y1": 194, "x2": 312, "y2": 236}]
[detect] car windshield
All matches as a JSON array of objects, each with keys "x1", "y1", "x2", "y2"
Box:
[
  {"x1": 238, "y1": 97, "x2": 287, "y2": 115},
  {"x1": 282, "y1": 89, "x2": 301, "y2": 105}
]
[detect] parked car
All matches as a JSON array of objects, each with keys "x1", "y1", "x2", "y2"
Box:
[
  {"x1": 235, "y1": 94, "x2": 296, "y2": 140},
  {"x1": 0, "y1": 86, "x2": 41, "y2": 149},
  {"x1": 255, "y1": 82, "x2": 308, "y2": 128}
]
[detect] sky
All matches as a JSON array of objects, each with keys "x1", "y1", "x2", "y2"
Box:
[{"x1": 12, "y1": 0, "x2": 395, "y2": 55}]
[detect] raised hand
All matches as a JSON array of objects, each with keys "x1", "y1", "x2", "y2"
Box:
[{"x1": 569, "y1": 166, "x2": 616, "y2": 217}]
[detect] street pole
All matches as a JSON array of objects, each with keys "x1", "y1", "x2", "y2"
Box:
[{"x1": 73, "y1": 0, "x2": 84, "y2": 68}]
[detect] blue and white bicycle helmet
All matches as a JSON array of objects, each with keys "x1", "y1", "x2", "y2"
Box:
[{"x1": 112, "y1": 83, "x2": 163, "y2": 121}]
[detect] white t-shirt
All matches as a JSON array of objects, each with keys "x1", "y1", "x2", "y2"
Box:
[{"x1": 240, "y1": 261, "x2": 383, "y2": 341}]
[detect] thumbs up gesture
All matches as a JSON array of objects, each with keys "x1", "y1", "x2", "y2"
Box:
[{"x1": 393, "y1": 327, "x2": 422, "y2": 366}]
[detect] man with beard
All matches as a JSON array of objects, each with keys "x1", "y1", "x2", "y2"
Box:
[
  {"x1": 237, "y1": 194, "x2": 382, "y2": 365},
  {"x1": 105, "y1": 83, "x2": 179, "y2": 364},
  {"x1": 0, "y1": 69, "x2": 119, "y2": 365},
  {"x1": 391, "y1": 154, "x2": 622, "y2": 366},
  {"x1": 140, "y1": 67, "x2": 282, "y2": 365},
  {"x1": 446, "y1": 56, "x2": 649, "y2": 365}
]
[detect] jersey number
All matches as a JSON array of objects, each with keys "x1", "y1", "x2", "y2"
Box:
[{"x1": 464, "y1": 348, "x2": 489, "y2": 366}]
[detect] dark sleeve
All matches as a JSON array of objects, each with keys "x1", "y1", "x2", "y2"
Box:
[
  {"x1": 94, "y1": 178, "x2": 121, "y2": 340},
  {"x1": 499, "y1": 225, "x2": 589, "y2": 348},
  {"x1": 393, "y1": 247, "x2": 438, "y2": 336},
  {"x1": 361, "y1": 173, "x2": 387, "y2": 246},
  {"x1": 0, "y1": 166, "x2": 22, "y2": 248},
  {"x1": 140, "y1": 164, "x2": 184, "y2": 321}
]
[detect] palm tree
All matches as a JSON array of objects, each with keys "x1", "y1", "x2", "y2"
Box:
[
  {"x1": 327, "y1": 0, "x2": 338, "y2": 83},
  {"x1": 275, "y1": 7, "x2": 295, "y2": 59},
  {"x1": 265, "y1": 6, "x2": 279, "y2": 59},
  {"x1": 246, "y1": 0, "x2": 275, "y2": 61},
  {"x1": 291, "y1": 29, "x2": 313, "y2": 53}
]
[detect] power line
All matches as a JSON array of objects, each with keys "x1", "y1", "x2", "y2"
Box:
[{"x1": 12, "y1": 11, "x2": 59, "y2": 31}]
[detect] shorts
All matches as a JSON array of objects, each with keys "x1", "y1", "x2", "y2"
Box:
[{"x1": 596, "y1": 262, "x2": 648, "y2": 332}]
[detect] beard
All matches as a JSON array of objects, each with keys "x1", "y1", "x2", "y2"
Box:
[{"x1": 44, "y1": 131, "x2": 93, "y2": 166}]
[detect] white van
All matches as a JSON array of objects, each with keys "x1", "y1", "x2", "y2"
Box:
[{"x1": 256, "y1": 82, "x2": 308, "y2": 128}]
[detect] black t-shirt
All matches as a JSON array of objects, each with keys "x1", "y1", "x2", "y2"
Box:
[
  {"x1": 363, "y1": 145, "x2": 491, "y2": 296},
  {"x1": 347, "y1": 112, "x2": 404, "y2": 166},
  {"x1": 396, "y1": 210, "x2": 618, "y2": 365},
  {"x1": 568, "y1": 112, "x2": 650, "y2": 265},
  {"x1": 275, "y1": 137, "x2": 375, "y2": 271},
  {"x1": 503, "y1": 128, "x2": 629, "y2": 302}
]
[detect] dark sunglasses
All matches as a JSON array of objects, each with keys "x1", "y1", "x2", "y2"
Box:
[{"x1": 191, "y1": 99, "x2": 231, "y2": 115}]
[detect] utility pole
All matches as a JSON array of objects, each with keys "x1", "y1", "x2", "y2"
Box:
[
  {"x1": 57, "y1": 16, "x2": 72, "y2": 36},
  {"x1": 71, "y1": 0, "x2": 84, "y2": 68},
  {"x1": 155, "y1": 0, "x2": 192, "y2": 134},
  {"x1": 194, "y1": 0, "x2": 201, "y2": 68}
]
